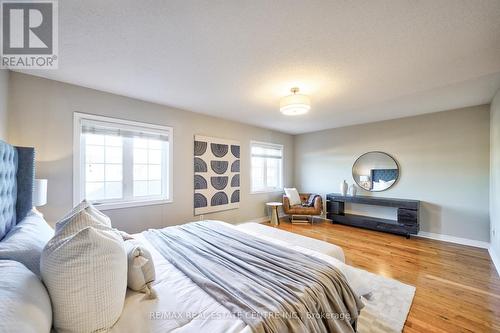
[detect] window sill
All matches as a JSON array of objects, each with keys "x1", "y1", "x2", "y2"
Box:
[
  {"x1": 250, "y1": 189, "x2": 284, "y2": 195},
  {"x1": 93, "y1": 198, "x2": 173, "y2": 211}
]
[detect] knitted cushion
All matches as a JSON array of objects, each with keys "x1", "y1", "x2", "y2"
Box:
[
  {"x1": 124, "y1": 239, "x2": 156, "y2": 298},
  {"x1": 41, "y1": 201, "x2": 127, "y2": 332}
]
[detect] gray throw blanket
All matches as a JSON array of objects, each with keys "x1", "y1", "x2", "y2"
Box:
[
  {"x1": 144, "y1": 221, "x2": 363, "y2": 333},
  {"x1": 303, "y1": 194, "x2": 320, "y2": 207}
]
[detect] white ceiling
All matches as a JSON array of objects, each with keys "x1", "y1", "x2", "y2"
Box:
[{"x1": 19, "y1": 0, "x2": 500, "y2": 134}]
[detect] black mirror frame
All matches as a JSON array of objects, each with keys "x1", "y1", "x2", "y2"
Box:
[{"x1": 352, "y1": 151, "x2": 400, "y2": 192}]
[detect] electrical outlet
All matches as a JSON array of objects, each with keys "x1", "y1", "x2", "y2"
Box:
[{"x1": 199, "y1": 215, "x2": 204, "y2": 221}]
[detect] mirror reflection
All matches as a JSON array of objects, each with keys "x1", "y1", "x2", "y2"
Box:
[{"x1": 352, "y1": 152, "x2": 399, "y2": 192}]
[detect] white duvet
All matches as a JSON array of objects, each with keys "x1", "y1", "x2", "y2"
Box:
[{"x1": 111, "y1": 222, "x2": 372, "y2": 333}]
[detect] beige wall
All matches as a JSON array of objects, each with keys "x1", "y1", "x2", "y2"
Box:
[
  {"x1": 491, "y1": 90, "x2": 500, "y2": 258},
  {"x1": 294, "y1": 106, "x2": 491, "y2": 242},
  {"x1": 4, "y1": 72, "x2": 494, "y2": 244},
  {"x1": 7, "y1": 72, "x2": 293, "y2": 232},
  {"x1": 0, "y1": 70, "x2": 8, "y2": 140}
]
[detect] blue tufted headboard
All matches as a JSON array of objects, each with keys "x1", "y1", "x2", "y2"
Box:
[
  {"x1": 371, "y1": 168, "x2": 399, "y2": 183},
  {"x1": 0, "y1": 140, "x2": 35, "y2": 240}
]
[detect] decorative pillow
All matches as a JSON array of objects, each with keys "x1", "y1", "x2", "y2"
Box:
[
  {"x1": 55, "y1": 200, "x2": 111, "y2": 233},
  {"x1": 284, "y1": 188, "x2": 301, "y2": 206},
  {"x1": 0, "y1": 260, "x2": 52, "y2": 333},
  {"x1": 118, "y1": 229, "x2": 134, "y2": 241},
  {"x1": 41, "y1": 200, "x2": 127, "y2": 333},
  {"x1": 124, "y1": 239, "x2": 157, "y2": 298},
  {"x1": 0, "y1": 211, "x2": 54, "y2": 277}
]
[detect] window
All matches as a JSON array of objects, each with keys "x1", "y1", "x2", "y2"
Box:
[
  {"x1": 74, "y1": 113, "x2": 173, "y2": 209},
  {"x1": 250, "y1": 141, "x2": 283, "y2": 193}
]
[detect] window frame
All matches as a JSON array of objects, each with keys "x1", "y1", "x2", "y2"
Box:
[
  {"x1": 73, "y1": 112, "x2": 174, "y2": 210},
  {"x1": 250, "y1": 140, "x2": 284, "y2": 194}
]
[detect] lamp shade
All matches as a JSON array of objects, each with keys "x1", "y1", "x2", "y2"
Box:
[
  {"x1": 280, "y1": 87, "x2": 311, "y2": 116},
  {"x1": 33, "y1": 179, "x2": 48, "y2": 207}
]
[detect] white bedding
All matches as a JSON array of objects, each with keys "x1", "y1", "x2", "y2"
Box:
[
  {"x1": 112, "y1": 221, "x2": 413, "y2": 333},
  {"x1": 235, "y1": 222, "x2": 345, "y2": 262},
  {"x1": 112, "y1": 231, "x2": 250, "y2": 333}
]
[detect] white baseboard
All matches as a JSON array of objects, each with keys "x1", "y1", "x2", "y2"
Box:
[
  {"x1": 416, "y1": 231, "x2": 490, "y2": 249},
  {"x1": 247, "y1": 215, "x2": 289, "y2": 224},
  {"x1": 489, "y1": 247, "x2": 500, "y2": 276},
  {"x1": 247, "y1": 216, "x2": 270, "y2": 223}
]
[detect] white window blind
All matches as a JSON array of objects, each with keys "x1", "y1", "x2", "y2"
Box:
[
  {"x1": 74, "y1": 113, "x2": 173, "y2": 210},
  {"x1": 250, "y1": 141, "x2": 283, "y2": 193}
]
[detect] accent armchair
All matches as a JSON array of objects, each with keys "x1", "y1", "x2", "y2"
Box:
[{"x1": 282, "y1": 193, "x2": 322, "y2": 224}]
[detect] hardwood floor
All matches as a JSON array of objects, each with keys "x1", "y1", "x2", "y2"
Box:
[{"x1": 264, "y1": 219, "x2": 500, "y2": 333}]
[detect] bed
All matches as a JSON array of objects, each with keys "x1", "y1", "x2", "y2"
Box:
[
  {"x1": 112, "y1": 221, "x2": 415, "y2": 333},
  {"x1": 0, "y1": 141, "x2": 415, "y2": 333},
  {"x1": 114, "y1": 225, "x2": 351, "y2": 333}
]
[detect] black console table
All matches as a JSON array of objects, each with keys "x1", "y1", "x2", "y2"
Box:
[{"x1": 326, "y1": 193, "x2": 420, "y2": 238}]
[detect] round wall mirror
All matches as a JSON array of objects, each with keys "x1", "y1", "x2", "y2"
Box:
[{"x1": 352, "y1": 152, "x2": 399, "y2": 192}]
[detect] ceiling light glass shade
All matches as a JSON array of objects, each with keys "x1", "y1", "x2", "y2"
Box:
[{"x1": 279, "y1": 88, "x2": 311, "y2": 116}]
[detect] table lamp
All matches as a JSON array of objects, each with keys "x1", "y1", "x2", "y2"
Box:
[{"x1": 33, "y1": 179, "x2": 48, "y2": 216}]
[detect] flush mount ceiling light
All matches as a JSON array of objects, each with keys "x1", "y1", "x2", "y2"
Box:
[{"x1": 279, "y1": 87, "x2": 311, "y2": 116}]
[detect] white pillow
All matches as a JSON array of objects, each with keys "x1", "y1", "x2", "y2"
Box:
[
  {"x1": 0, "y1": 211, "x2": 54, "y2": 277},
  {"x1": 124, "y1": 239, "x2": 156, "y2": 298},
  {"x1": 372, "y1": 181, "x2": 384, "y2": 191},
  {"x1": 0, "y1": 260, "x2": 52, "y2": 333},
  {"x1": 41, "y1": 201, "x2": 127, "y2": 333},
  {"x1": 372, "y1": 179, "x2": 396, "y2": 191},
  {"x1": 56, "y1": 200, "x2": 112, "y2": 233},
  {"x1": 284, "y1": 188, "x2": 301, "y2": 206}
]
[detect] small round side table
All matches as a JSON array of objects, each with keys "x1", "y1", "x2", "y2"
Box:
[{"x1": 266, "y1": 202, "x2": 283, "y2": 226}]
